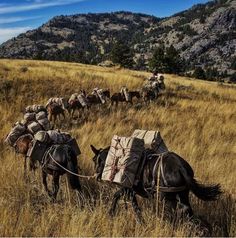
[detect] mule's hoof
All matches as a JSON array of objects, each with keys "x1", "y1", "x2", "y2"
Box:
[
  {"x1": 108, "y1": 210, "x2": 115, "y2": 218},
  {"x1": 136, "y1": 215, "x2": 145, "y2": 225}
]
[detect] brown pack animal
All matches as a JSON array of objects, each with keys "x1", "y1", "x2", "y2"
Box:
[
  {"x1": 110, "y1": 91, "x2": 141, "y2": 107},
  {"x1": 47, "y1": 103, "x2": 66, "y2": 123},
  {"x1": 86, "y1": 89, "x2": 110, "y2": 106},
  {"x1": 141, "y1": 87, "x2": 156, "y2": 103},
  {"x1": 15, "y1": 134, "x2": 82, "y2": 201},
  {"x1": 46, "y1": 97, "x2": 69, "y2": 122},
  {"x1": 68, "y1": 91, "x2": 89, "y2": 117}
]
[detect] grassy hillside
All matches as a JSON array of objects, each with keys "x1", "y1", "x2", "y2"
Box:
[{"x1": 0, "y1": 59, "x2": 235, "y2": 237}]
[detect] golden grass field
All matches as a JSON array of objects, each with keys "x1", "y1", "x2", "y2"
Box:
[{"x1": 0, "y1": 59, "x2": 235, "y2": 237}]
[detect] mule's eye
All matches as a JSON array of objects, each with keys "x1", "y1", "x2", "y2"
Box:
[{"x1": 92, "y1": 156, "x2": 97, "y2": 162}]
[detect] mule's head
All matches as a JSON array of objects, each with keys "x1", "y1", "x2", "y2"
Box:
[
  {"x1": 80, "y1": 89, "x2": 86, "y2": 96},
  {"x1": 103, "y1": 89, "x2": 110, "y2": 99},
  {"x1": 90, "y1": 145, "x2": 109, "y2": 181},
  {"x1": 15, "y1": 134, "x2": 33, "y2": 155},
  {"x1": 135, "y1": 91, "x2": 141, "y2": 99},
  {"x1": 61, "y1": 97, "x2": 69, "y2": 110}
]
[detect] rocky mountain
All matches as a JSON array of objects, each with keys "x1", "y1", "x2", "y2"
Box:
[{"x1": 0, "y1": 0, "x2": 235, "y2": 75}]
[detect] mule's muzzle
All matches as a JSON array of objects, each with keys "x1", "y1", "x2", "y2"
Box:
[{"x1": 95, "y1": 173, "x2": 102, "y2": 181}]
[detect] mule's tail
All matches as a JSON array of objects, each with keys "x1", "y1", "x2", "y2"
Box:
[
  {"x1": 66, "y1": 159, "x2": 82, "y2": 191},
  {"x1": 180, "y1": 168, "x2": 222, "y2": 201}
]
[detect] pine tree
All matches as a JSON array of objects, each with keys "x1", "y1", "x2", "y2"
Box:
[
  {"x1": 193, "y1": 67, "x2": 206, "y2": 80},
  {"x1": 149, "y1": 45, "x2": 184, "y2": 74},
  {"x1": 165, "y1": 45, "x2": 185, "y2": 74},
  {"x1": 110, "y1": 41, "x2": 134, "y2": 69},
  {"x1": 148, "y1": 45, "x2": 165, "y2": 72}
]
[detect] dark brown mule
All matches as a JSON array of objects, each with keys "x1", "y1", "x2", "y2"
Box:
[
  {"x1": 47, "y1": 103, "x2": 66, "y2": 123},
  {"x1": 110, "y1": 91, "x2": 141, "y2": 107},
  {"x1": 141, "y1": 88, "x2": 156, "y2": 103},
  {"x1": 90, "y1": 145, "x2": 222, "y2": 224},
  {"x1": 130, "y1": 91, "x2": 141, "y2": 102},
  {"x1": 86, "y1": 89, "x2": 110, "y2": 106},
  {"x1": 15, "y1": 135, "x2": 82, "y2": 201},
  {"x1": 68, "y1": 100, "x2": 88, "y2": 118},
  {"x1": 110, "y1": 92, "x2": 126, "y2": 107}
]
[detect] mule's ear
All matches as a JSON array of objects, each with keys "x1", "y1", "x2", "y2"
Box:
[{"x1": 90, "y1": 145, "x2": 99, "y2": 155}]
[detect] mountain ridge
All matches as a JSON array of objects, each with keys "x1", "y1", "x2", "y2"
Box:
[{"x1": 0, "y1": 0, "x2": 235, "y2": 75}]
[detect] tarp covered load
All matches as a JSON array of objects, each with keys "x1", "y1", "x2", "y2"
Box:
[
  {"x1": 77, "y1": 94, "x2": 87, "y2": 107},
  {"x1": 69, "y1": 93, "x2": 79, "y2": 103},
  {"x1": 92, "y1": 88, "x2": 106, "y2": 104},
  {"x1": 35, "y1": 130, "x2": 71, "y2": 144},
  {"x1": 27, "y1": 121, "x2": 42, "y2": 134},
  {"x1": 5, "y1": 122, "x2": 27, "y2": 147},
  {"x1": 46, "y1": 97, "x2": 65, "y2": 108},
  {"x1": 24, "y1": 113, "x2": 36, "y2": 124},
  {"x1": 132, "y1": 129, "x2": 168, "y2": 154},
  {"x1": 23, "y1": 111, "x2": 50, "y2": 132},
  {"x1": 69, "y1": 93, "x2": 87, "y2": 107},
  {"x1": 34, "y1": 130, "x2": 81, "y2": 156},
  {"x1": 36, "y1": 111, "x2": 51, "y2": 130},
  {"x1": 25, "y1": 105, "x2": 46, "y2": 113},
  {"x1": 121, "y1": 87, "x2": 131, "y2": 102},
  {"x1": 102, "y1": 135, "x2": 144, "y2": 188}
]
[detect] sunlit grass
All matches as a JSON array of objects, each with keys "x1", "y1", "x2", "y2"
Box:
[{"x1": 0, "y1": 59, "x2": 235, "y2": 236}]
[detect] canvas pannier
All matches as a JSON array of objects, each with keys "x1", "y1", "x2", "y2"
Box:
[
  {"x1": 46, "y1": 98, "x2": 62, "y2": 108},
  {"x1": 132, "y1": 129, "x2": 168, "y2": 154},
  {"x1": 34, "y1": 131, "x2": 50, "y2": 143},
  {"x1": 36, "y1": 111, "x2": 47, "y2": 121},
  {"x1": 121, "y1": 87, "x2": 131, "y2": 102},
  {"x1": 34, "y1": 131, "x2": 81, "y2": 156},
  {"x1": 27, "y1": 140, "x2": 49, "y2": 163},
  {"x1": 24, "y1": 113, "x2": 36, "y2": 123},
  {"x1": 34, "y1": 130, "x2": 70, "y2": 144},
  {"x1": 47, "y1": 130, "x2": 71, "y2": 144},
  {"x1": 102, "y1": 135, "x2": 144, "y2": 188},
  {"x1": 38, "y1": 118, "x2": 51, "y2": 130},
  {"x1": 77, "y1": 94, "x2": 87, "y2": 107},
  {"x1": 26, "y1": 105, "x2": 46, "y2": 113},
  {"x1": 27, "y1": 122, "x2": 42, "y2": 134},
  {"x1": 69, "y1": 93, "x2": 79, "y2": 104},
  {"x1": 67, "y1": 138, "x2": 81, "y2": 156},
  {"x1": 93, "y1": 89, "x2": 106, "y2": 104},
  {"x1": 5, "y1": 122, "x2": 27, "y2": 147}
]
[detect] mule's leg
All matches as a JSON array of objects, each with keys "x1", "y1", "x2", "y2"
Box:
[
  {"x1": 131, "y1": 191, "x2": 143, "y2": 224},
  {"x1": 42, "y1": 170, "x2": 50, "y2": 195},
  {"x1": 71, "y1": 108, "x2": 75, "y2": 118},
  {"x1": 176, "y1": 191, "x2": 193, "y2": 218},
  {"x1": 53, "y1": 114, "x2": 56, "y2": 124},
  {"x1": 51, "y1": 172, "x2": 60, "y2": 201},
  {"x1": 62, "y1": 111, "x2": 66, "y2": 120},
  {"x1": 109, "y1": 188, "x2": 124, "y2": 217},
  {"x1": 160, "y1": 193, "x2": 178, "y2": 222}
]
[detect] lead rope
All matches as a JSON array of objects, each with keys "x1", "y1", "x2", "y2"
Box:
[{"x1": 48, "y1": 153, "x2": 96, "y2": 180}]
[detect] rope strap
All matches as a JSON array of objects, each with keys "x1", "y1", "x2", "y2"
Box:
[{"x1": 49, "y1": 153, "x2": 95, "y2": 180}]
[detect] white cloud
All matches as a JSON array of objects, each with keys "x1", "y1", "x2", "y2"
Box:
[
  {"x1": 0, "y1": 0, "x2": 85, "y2": 14},
  {"x1": 0, "y1": 27, "x2": 32, "y2": 44},
  {"x1": 0, "y1": 16, "x2": 41, "y2": 24}
]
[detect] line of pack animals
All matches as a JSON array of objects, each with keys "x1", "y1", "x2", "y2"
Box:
[
  {"x1": 4, "y1": 73, "x2": 222, "y2": 230},
  {"x1": 46, "y1": 74, "x2": 166, "y2": 121}
]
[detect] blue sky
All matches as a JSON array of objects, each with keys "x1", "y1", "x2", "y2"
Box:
[{"x1": 0, "y1": 0, "x2": 210, "y2": 44}]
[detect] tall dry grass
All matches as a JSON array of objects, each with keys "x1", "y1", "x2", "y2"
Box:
[{"x1": 0, "y1": 59, "x2": 235, "y2": 236}]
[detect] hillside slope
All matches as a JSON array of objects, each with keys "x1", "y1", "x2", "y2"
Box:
[
  {"x1": 0, "y1": 0, "x2": 235, "y2": 74},
  {"x1": 0, "y1": 59, "x2": 235, "y2": 236}
]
